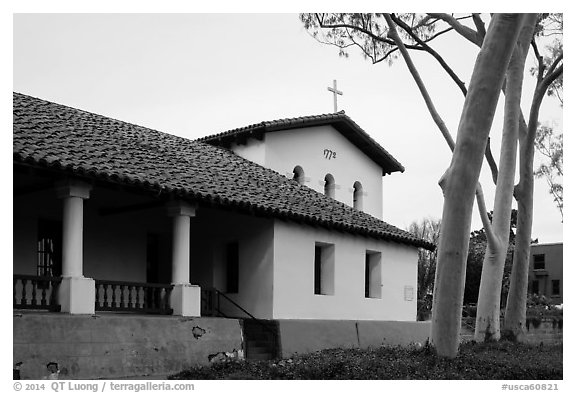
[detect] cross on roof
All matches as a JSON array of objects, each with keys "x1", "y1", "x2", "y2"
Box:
[{"x1": 327, "y1": 80, "x2": 343, "y2": 112}]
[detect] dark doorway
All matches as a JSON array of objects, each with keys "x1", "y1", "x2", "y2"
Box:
[
  {"x1": 146, "y1": 233, "x2": 171, "y2": 284},
  {"x1": 226, "y1": 242, "x2": 239, "y2": 294},
  {"x1": 146, "y1": 233, "x2": 160, "y2": 283}
]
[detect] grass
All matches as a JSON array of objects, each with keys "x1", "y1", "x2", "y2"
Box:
[{"x1": 170, "y1": 341, "x2": 562, "y2": 380}]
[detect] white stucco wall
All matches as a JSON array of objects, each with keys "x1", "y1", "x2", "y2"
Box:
[
  {"x1": 230, "y1": 138, "x2": 266, "y2": 166},
  {"x1": 230, "y1": 125, "x2": 384, "y2": 218},
  {"x1": 14, "y1": 171, "x2": 415, "y2": 322},
  {"x1": 272, "y1": 220, "x2": 418, "y2": 321},
  {"x1": 189, "y1": 208, "x2": 275, "y2": 319}
]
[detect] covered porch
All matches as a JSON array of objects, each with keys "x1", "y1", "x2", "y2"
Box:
[{"x1": 13, "y1": 165, "x2": 274, "y2": 319}]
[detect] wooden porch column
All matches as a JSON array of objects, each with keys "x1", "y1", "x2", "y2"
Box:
[
  {"x1": 167, "y1": 201, "x2": 200, "y2": 316},
  {"x1": 56, "y1": 180, "x2": 95, "y2": 314}
]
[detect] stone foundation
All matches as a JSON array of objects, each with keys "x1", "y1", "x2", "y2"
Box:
[{"x1": 13, "y1": 313, "x2": 242, "y2": 380}]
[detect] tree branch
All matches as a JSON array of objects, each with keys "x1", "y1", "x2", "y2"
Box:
[
  {"x1": 485, "y1": 137, "x2": 499, "y2": 185},
  {"x1": 384, "y1": 13, "x2": 494, "y2": 236},
  {"x1": 315, "y1": 15, "x2": 425, "y2": 52},
  {"x1": 540, "y1": 64, "x2": 563, "y2": 97},
  {"x1": 543, "y1": 52, "x2": 563, "y2": 82},
  {"x1": 472, "y1": 13, "x2": 487, "y2": 40},
  {"x1": 423, "y1": 26, "x2": 455, "y2": 43},
  {"x1": 393, "y1": 13, "x2": 500, "y2": 185},
  {"x1": 383, "y1": 14, "x2": 454, "y2": 149},
  {"x1": 530, "y1": 38, "x2": 541, "y2": 60},
  {"x1": 427, "y1": 13, "x2": 482, "y2": 45},
  {"x1": 318, "y1": 20, "x2": 394, "y2": 46},
  {"x1": 476, "y1": 183, "x2": 499, "y2": 247},
  {"x1": 391, "y1": 13, "x2": 468, "y2": 96}
]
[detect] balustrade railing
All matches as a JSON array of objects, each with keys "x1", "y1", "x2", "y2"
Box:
[
  {"x1": 95, "y1": 280, "x2": 173, "y2": 315},
  {"x1": 13, "y1": 274, "x2": 61, "y2": 312}
]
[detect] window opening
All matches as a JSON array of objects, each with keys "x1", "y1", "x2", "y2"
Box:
[
  {"x1": 533, "y1": 254, "x2": 546, "y2": 270},
  {"x1": 365, "y1": 251, "x2": 382, "y2": 298},
  {"x1": 552, "y1": 280, "x2": 560, "y2": 296},
  {"x1": 353, "y1": 181, "x2": 363, "y2": 211},
  {"x1": 293, "y1": 166, "x2": 305, "y2": 185},
  {"x1": 226, "y1": 242, "x2": 239, "y2": 293},
  {"x1": 324, "y1": 174, "x2": 335, "y2": 198},
  {"x1": 314, "y1": 243, "x2": 335, "y2": 295}
]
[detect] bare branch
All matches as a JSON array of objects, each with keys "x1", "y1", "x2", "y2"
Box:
[
  {"x1": 540, "y1": 64, "x2": 563, "y2": 95},
  {"x1": 315, "y1": 15, "x2": 423, "y2": 51},
  {"x1": 423, "y1": 26, "x2": 456, "y2": 43},
  {"x1": 485, "y1": 137, "x2": 499, "y2": 185},
  {"x1": 383, "y1": 13, "x2": 494, "y2": 236},
  {"x1": 530, "y1": 38, "x2": 541, "y2": 61},
  {"x1": 383, "y1": 14, "x2": 454, "y2": 149},
  {"x1": 391, "y1": 13, "x2": 468, "y2": 96},
  {"x1": 544, "y1": 51, "x2": 563, "y2": 78},
  {"x1": 427, "y1": 13, "x2": 482, "y2": 45},
  {"x1": 318, "y1": 20, "x2": 394, "y2": 46},
  {"x1": 392, "y1": 14, "x2": 501, "y2": 184},
  {"x1": 476, "y1": 183, "x2": 499, "y2": 247},
  {"x1": 472, "y1": 13, "x2": 487, "y2": 40}
]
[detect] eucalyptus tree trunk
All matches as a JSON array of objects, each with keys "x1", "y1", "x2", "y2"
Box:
[
  {"x1": 430, "y1": 14, "x2": 523, "y2": 358},
  {"x1": 502, "y1": 121, "x2": 534, "y2": 341},
  {"x1": 474, "y1": 15, "x2": 537, "y2": 342},
  {"x1": 503, "y1": 68, "x2": 561, "y2": 341}
]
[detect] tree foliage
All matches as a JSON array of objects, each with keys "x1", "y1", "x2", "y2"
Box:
[
  {"x1": 300, "y1": 13, "x2": 472, "y2": 95},
  {"x1": 532, "y1": 13, "x2": 563, "y2": 105},
  {"x1": 534, "y1": 125, "x2": 563, "y2": 218},
  {"x1": 300, "y1": 13, "x2": 452, "y2": 64}
]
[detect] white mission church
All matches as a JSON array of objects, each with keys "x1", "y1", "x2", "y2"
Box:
[{"x1": 13, "y1": 92, "x2": 434, "y2": 377}]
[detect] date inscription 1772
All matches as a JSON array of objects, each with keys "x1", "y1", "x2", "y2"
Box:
[{"x1": 323, "y1": 149, "x2": 337, "y2": 160}]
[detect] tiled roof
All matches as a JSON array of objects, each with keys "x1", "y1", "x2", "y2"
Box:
[
  {"x1": 197, "y1": 112, "x2": 405, "y2": 175},
  {"x1": 13, "y1": 92, "x2": 434, "y2": 250}
]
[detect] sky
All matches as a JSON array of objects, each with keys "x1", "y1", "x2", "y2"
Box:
[{"x1": 12, "y1": 12, "x2": 564, "y2": 243}]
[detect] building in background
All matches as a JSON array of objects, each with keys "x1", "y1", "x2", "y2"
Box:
[{"x1": 529, "y1": 242, "x2": 563, "y2": 304}]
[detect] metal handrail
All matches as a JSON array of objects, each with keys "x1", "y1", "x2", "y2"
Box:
[
  {"x1": 212, "y1": 288, "x2": 261, "y2": 321},
  {"x1": 204, "y1": 287, "x2": 279, "y2": 358}
]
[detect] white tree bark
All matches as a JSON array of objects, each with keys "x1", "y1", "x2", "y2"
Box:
[
  {"x1": 474, "y1": 14, "x2": 537, "y2": 342},
  {"x1": 383, "y1": 14, "x2": 497, "y2": 246},
  {"x1": 503, "y1": 51, "x2": 563, "y2": 342},
  {"x1": 430, "y1": 14, "x2": 523, "y2": 358}
]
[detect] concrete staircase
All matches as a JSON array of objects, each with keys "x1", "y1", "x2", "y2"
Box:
[{"x1": 243, "y1": 319, "x2": 279, "y2": 361}]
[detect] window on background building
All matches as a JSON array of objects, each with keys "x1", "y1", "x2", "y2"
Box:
[
  {"x1": 552, "y1": 280, "x2": 560, "y2": 296},
  {"x1": 226, "y1": 242, "x2": 239, "y2": 293},
  {"x1": 314, "y1": 242, "x2": 335, "y2": 295},
  {"x1": 324, "y1": 174, "x2": 335, "y2": 198},
  {"x1": 293, "y1": 165, "x2": 305, "y2": 185},
  {"x1": 353, "y1": 181, "x2": 363, "y2": 211},
  {"x1": 533, "y1": 254, "x2": 546, "y2": 270},
  {"x1": 532, "y1": 280, "x2": 540, "y2": 295},
  {"x1": 365, "y1": 251, "x2": 382, "y2": 298}
]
